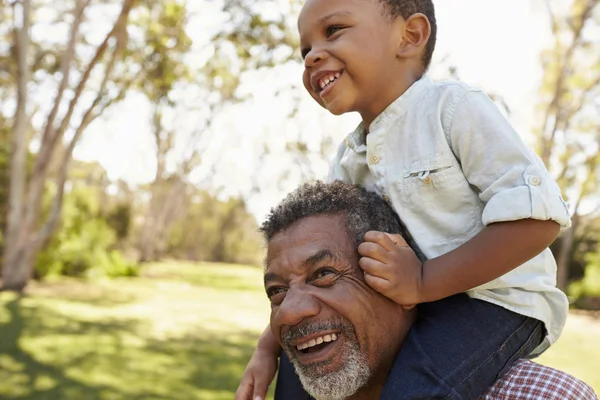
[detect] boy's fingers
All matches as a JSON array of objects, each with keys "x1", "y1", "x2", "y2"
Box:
[
  {"x1": 364, "y1": 231, "x2": 403, "y2": 252},
  {"x1": 253, "y1": 389, "x2": 266, "y2": 400},
  {"x1": 357, "y1": 241, "x2": 387, "y2": 260},
  {"x1": 252, "y1": 380, "x2": 269, "y2": 400},
  {"x1": 234, "y1": 381, "x2": 253, "y2": 400},
  {"x1": 363, "y1": 270, "x2": 391, "y2": 293},
  {"x1": 386, "y1": 233, "x2": 409, "y2": 248},
  {"x1": 359, "y1": 257, "x2": 390, "y2": 279}
]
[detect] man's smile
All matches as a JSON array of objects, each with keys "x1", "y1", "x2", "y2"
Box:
[{"x1": 293, "y1": 331, "x2": 344, "y2": 367}]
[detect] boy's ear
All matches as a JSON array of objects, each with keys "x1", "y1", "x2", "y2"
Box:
[{"x1": 396, "y1": 13, "x2": 431, "y2": 60}]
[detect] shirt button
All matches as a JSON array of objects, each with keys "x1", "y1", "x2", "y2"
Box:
[
  {"x1": 382, "y1": 194, "x2": 389, "y2": 202},
  {"x1": 423, "y1": 176, "x2": 432, "y2": 184},
  {"x1": 528, "y1": 176, "x2": 542, "y2": 186},
  {"x1": 370, "y1": 155, "x2": 380, "y2": 164},
  {"x1": 344, "y1": 139, "x2": 350, "y2": 147}
]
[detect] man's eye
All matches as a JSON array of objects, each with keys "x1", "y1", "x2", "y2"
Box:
[
  {"x1": 326, "y1": 26, "x2": 343, "y2": 37},
  {"x1": 314, "y1": 268, "x2": 337, "y2": 281},
  {"x1": 266, "y1": 287, "x2": 287, "y2": 299}
]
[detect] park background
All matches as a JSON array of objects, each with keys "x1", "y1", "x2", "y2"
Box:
[{"x1": 0, "y1": 0, "x2": 599, "y2": 399}]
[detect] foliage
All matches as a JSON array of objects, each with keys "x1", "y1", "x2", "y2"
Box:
[
  {"x1": 535, "y1": 0, "x2": 600, "y2": 290},
  {"x1": 569, "y1": 251, "x2": 600, "y2": 302},
  {"x1": 36, "y1": 187, "x2": 138, "y2": 279},
  {"x1": 166, "y1": 192, "x2": 263, "y2": 266},
  {"x1": 106, "y1": 202, "x2": 132, "y2": 241}
]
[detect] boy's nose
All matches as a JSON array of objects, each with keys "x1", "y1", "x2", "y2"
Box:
[
  {"x1": 304, "y1": 48, "x2": 326, "y2": 68},
  {"x1": 275, "y1": 286, "x2": 321, "y2": 327}
]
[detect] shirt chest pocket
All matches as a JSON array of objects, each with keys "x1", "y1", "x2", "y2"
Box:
[{"x1": 394, "y1": 157, "x2": 483, "y2": 245}]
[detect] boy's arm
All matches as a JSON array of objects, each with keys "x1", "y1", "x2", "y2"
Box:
[
  {"x1": 419, "y1": 218, "x2": 559, "y2": 303},
  {"x1": 257, "y1": 324, "x2": 282, "y2": 356},
  {"x1": 235, "y1": 325, "x2": 281, "y2": 400}
]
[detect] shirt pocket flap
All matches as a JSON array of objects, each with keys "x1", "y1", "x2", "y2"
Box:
[{"x1": 403, "y1": 156, "x2": 455, "y2": 179}]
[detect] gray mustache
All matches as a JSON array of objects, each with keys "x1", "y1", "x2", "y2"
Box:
[{"x1": 282, "y1": 316, "x2": 354, "y2": 346}]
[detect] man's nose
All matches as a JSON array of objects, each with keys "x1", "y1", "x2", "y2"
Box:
[
  {"x1": 275, "y1": 286, "x2": 320, "y2": 327},
  {"x1": 304, "y1": 47, "x2": 326, "y2": 69}
]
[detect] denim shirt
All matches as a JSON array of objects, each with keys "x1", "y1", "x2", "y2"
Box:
[{"x1": 328, "y1": 77, "x2": 571, "y2": 355}]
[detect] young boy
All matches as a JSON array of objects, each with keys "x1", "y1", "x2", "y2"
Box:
[{"x1": 237, "y1": 0, "x2": 571, "y2": 399}]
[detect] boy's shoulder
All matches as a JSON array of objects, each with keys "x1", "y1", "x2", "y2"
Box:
[
  {"x1": 423, "y1": 77, "x2": 484, "y2": 100},
  {"x1": 413, "y1": 77, "x2": 495, "y2": 122}
]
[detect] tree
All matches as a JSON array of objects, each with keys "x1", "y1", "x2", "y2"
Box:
[
  {"x1": 2, "y1": 0, "x2": 140, "y2": 292},
  {"x1": 536, "y1": 0, "x2": 600, "y2": 290},
  {"x1": 136, "y1": 0, "x2": 300, "y2": 262}
]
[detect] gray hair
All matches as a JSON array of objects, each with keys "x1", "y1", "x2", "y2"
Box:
[{"x1": 260, "y1": 180, "x2": 424, "y2": 260}]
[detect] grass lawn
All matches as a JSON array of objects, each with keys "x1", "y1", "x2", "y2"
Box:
[{"x1": 0, "y1": 261, "x2": 598, "y2": 399}]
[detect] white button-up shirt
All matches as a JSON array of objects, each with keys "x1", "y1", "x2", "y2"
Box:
[{"x1": 328, "y1": 76, "x2": 571, "y2": 355}]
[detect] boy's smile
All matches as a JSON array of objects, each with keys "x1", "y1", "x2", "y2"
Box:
[{"x1": 298, "y1": 0, "x2": 429, "y2": 128}]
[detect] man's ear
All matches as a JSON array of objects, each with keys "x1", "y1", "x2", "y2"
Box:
[{"x1": 396, "y1": 13, "x2": 431, "y2": 60}]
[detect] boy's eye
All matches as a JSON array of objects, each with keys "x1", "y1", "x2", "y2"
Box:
[
  {"x1": 326, "y1": 25, "x2": 343, "y2": 37},
  {"x1": 301, "y1": 47, "x2": 310, "y2": 59}
]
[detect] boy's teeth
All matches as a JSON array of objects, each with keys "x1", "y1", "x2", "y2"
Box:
[
  {"x1": 296, "y1": 333, "x2": 339, "y2": 351},
  {"x1": 319, "y1": 73, "x2": 340, "y2": 90}
]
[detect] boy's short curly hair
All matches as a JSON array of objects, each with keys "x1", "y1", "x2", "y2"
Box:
[
  {"x1": 260, "y1": 180, "x2": 424, "y2": 260},
  {"x1": 380, "y1": 0, "x2": 437, "y2": 71}
]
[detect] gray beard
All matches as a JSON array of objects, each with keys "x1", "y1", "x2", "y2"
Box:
[{"x1": 283, "y1": 318, "x2": 371, "y2": 400}]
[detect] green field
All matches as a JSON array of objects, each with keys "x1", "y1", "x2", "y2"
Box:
[{"x1": 0, "y1": 261, "x2": 598, "y2": 399}]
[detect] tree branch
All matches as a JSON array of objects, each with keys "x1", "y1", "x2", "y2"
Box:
[
  {"x1": 35, "y1": 0, "x2": 90, "y2": 175},
  {"x1": 539, "y1": 0, "x2": 598, "y2": 164},
  {"x1": 31, "y1": 10, "x2": 134, "y2": 250}
]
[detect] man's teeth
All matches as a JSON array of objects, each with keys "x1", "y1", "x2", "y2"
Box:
[
  {"x1": 319, "y1": 72, "x2": 341, "y2": 90},
  {"x1": 296, "y1": 333, "x2": 338, "y2": 351}
]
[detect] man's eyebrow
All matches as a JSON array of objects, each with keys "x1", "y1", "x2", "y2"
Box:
[
  {"x1": 319, "y1": 11, "x2": 352, "y2": 23},
  {"x1": 304, "y1": 249, "x2": 337, "y2": 267},
  {"x1": 264, "y1": 271, "x2": 281, "y2": 286}
]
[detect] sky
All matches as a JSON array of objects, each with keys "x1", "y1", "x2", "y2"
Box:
[{"x1": 76, "y1": 0, "x2": 555, "y2": 221}]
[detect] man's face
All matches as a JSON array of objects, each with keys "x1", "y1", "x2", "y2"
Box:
[
  {"x1": 265, "y1": 213, "x2": 407, "y2": 399},
  {"x1": 298, "y1": 0, "x2": 405, "y2": 125}
]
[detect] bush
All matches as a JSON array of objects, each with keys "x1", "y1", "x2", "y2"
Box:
[
  {"x1": 36, "y1": 187, "x2": 138, "y2": 279},
  {"x1": 569, "y1": 251, "x2": 600, "y2": 309}
]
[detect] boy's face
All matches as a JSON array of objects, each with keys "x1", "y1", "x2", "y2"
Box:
[{"x1": 298, "y1": 0, "x2": 405, "y2": 124}]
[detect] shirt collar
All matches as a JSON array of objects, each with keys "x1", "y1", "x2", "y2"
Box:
[{"x1": 345, "y1": 76, "x2": 432, "y2": 151}]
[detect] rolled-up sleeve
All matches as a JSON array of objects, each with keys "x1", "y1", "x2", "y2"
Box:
[{"x1": 446, "y1": 90, "x2": 571, "y2": 229}]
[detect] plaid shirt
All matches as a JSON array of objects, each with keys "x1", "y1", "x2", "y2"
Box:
[{"x1": 481, "y1": 359, "x2": 598, "y2": 399}]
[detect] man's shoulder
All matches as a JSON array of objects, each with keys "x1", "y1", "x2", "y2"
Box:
[{"x1": 482, "y1": 359, "x2": 598, "y2": 400}]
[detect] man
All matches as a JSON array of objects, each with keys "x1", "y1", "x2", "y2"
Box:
[{"x1": 260, "y1": 181, "x2": 597, "y2": 400}]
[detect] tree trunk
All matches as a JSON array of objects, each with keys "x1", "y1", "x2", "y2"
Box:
[
  {"x1": 1, "y1": 247, "x2": 35, "y2": 292},
  {"x1": 2, "y1": 0, "x2": 31, "y2": 293},
  {"x1": 139, "y1": 179, "x2": 187, "y2": 262},
  {"x1": 2, "y1": 0, "x2": 134, "y2": 292}
]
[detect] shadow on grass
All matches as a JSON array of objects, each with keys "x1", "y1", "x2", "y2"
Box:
[
  {"x1": 0, "y1": 296, "x2": 115, "y2": 399},
  {"x1": 28, "y1": 280, "x2": 140, "y2": 307},
  {"x1": 0, "y1": 295, "x2": 261, "y2": 400}
]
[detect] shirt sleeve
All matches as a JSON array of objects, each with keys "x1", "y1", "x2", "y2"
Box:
[
  {"x1": 326, "y1": 141, "x2": 351, "y2": 184},
  {"x1": 446, "y1": 89, "x2": 571, "y2": 229}
]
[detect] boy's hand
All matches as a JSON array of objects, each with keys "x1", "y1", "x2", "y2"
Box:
[
  {"x1": 235, "y1": 347, "x2": 278, "y2": 400},
  {"x1": 358, "y1": 231, "x2": 423, "y2": 308}
]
